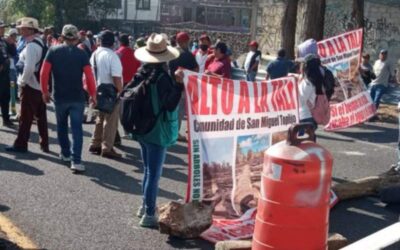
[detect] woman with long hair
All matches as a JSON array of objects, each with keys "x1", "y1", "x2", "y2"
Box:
[{"x1": 298, "y1": 54, "x2": 325, "y2": 130}]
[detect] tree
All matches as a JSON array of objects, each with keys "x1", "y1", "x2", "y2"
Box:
[
  {"x1": 299, "y1": 0, "x2": 326, "y2": 42},
  {"x1": 281, "y1": 0, "x2": 299, "y2": 59},
  {"x1": 351, "y1": 0, "x2": 364, "y2": 28},
  {"x1": 0, "y1": 0, "x2": 119, "y2": 31}
]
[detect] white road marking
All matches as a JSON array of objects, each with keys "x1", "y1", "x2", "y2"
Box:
[
  {"x1": 347, "y1": 207, "x2": 386, "y2": 220},
  {"x1": 318, "y1": 130, "x2": 397, "y2": 151},
  {"x1": 342, "y1": 222, "x2": 400, "y2": 250},
  {"x1": 340, "y1": 151, "x2": 366, "y2": 156}
]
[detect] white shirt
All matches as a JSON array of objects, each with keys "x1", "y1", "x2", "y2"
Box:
[
  {"x1": 244, "y1": 51, "x2": 260, "y2": 72},
  {"x1": 17, "y1": 36, "x2": 44, "y2": 91},
  {"x1": 90, "y1": 47, "x2": 123, "y2": 85},
  {"x1": 195, "y1": 51, "x2": 208, "y2": 73},
  {"x1": 298, "y1": 79, "x2": 316, "y2": 120},
  {"x1": 371, "y1": 59, "x2": 394, "y2": 87}
]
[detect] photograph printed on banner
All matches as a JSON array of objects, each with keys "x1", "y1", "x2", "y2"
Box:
[
  {"x1": 329, "y1": 61, "x2": 350, "y2": 103},
  {"x1": 201, "y1": 137, "x2": 236, "y2": 218},
  {"x1": 233, "y1": 134, "x2": 270, "y2": 216}
]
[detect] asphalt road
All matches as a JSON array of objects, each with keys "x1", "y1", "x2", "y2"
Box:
[{"x1": 0, "y1": 103, "x2": 400, "y2": 250}]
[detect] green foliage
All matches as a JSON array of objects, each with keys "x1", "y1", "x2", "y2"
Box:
[{"x1": 0, "y1": 0, "x2": 119, "y2": 30}]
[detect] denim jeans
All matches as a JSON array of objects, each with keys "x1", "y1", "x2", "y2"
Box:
[
  {"x1": 299, "y1": 117, "x2": 318, "y2": 138},
  {"x1": 370, "y1": 84, "x2": 387, "y2": 109},
  {"x1": 139, "y1": 141, "x2": 167, "y2": 216},
  {"x1": 246, "y1": 71, "x2": 257, "y2": 82},
  {"x1": 55, "y1": 102, "x2": 85, "y2": 164}
]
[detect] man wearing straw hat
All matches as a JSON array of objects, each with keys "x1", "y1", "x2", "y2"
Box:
[{"x1": 6, "y1": 17, "x2": 49, "y2": 153}]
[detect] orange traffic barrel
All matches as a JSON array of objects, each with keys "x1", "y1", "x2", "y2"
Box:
[{"x1": 253, "y1": 123, "x2": 333, "y2": 250}]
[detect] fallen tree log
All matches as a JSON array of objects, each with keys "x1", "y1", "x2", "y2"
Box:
[{"x1": 332, "y1": 169, "x2": 400, "y2": 201}]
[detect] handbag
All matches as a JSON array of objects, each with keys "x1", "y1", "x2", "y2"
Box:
[{"x1": 93, "y1": 52, "x2": 117, "y2": 113}]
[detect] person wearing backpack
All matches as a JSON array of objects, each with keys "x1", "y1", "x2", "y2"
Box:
[
  {"x1": 6, "y1": 17, "x2": 49, "y2": 153},
  {"x1": 128, "y1": 33, "x2": 181, "y2": 228},
  {"x1": 298, "y1": 54, "x2": 330, "y2": 131}
]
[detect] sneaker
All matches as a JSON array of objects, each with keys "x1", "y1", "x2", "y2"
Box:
[
  {"x1": 139, "y1": 214, "x2": 159, "y2": 229},
  {"x1": 59, "y1": 154, "x2": 72, "y2": 162},
  {"x1": 101, "y1": 149, "x2": 122, "y2": 159},
  {"x1": 71, "y1": 163, "x2": 85, "y2": 173},
  {"x1": 136, "y1": 206, "x2": 145, "y2": 218},
  {"x1": 3, "y1": 120, "x2": 15, "y2": 128}
]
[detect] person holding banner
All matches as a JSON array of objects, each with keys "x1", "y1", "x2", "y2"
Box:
[
  {"x1": 133, "y1": 33, "x2": 182, "y2": 228},
  {"x1": 298, "y1": 54, "x2": 325, "y2": 130}
]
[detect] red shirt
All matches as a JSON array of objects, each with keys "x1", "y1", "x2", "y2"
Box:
[
  {"x1": 206, "y1": 56, "x2": 232, "y2": 79},
  {"x1": 116, "y1": 45, "x2": 141, "y2": 84}
]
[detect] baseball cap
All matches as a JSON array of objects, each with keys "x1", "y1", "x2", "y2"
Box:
[
  {"x1": 380, "y1": 49, "x2": 388, "y2": 54},
  {"x1": 62, "y1": 24, "x2": 79, "y2": 40},
  {"x1": 99, "y1": 30, "x2": 115, "y2": 46},
  {"x1": 7, "y1": 28, "x2": 18, "y2": 36},
  {"x1": 0, "y1": 20, "x2": 7, "y2": 28},
  {"x1": 176, "y1": 32, "x2": 190, "y2": 43},
  {"x1": 248, "y1": 41, "x2": 258, "y2": 47},
  {"x1": 199, "y1": 34, "x2": 211, "y2": 42}
]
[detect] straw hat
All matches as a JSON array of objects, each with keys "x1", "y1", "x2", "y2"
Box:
[
  {"x1": 135, "y1": 33, "x2": 180, "y2": 63},
  {"x1": 16, "y1": 17, "x2": 39, "y2": 30}
]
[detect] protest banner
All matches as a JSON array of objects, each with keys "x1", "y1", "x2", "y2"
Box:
[
  {"x1": 318, "y1": 28, "x2": 376, "y2": 130},
  {"x1": 182, "y1": 71, "x2": 299, "y2": 241}
]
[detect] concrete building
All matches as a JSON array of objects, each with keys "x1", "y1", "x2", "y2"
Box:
[{"x1": 102, "y1": 0, "x2": 161, "y2": 35}]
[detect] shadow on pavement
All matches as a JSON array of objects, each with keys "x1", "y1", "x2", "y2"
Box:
[
  {"x1": 330, "y1": 197, "x2": 400, "y2": 244},
  {"x1": 166, "y1": 236, "x2": 213, "y2": 250},
  {"x1": 0, "y1": 154, "x2": 44, "y2": 176},
  {"x1": 317, "y1": 133, "x2": 355, "y2": 143},
  {"x1": 84, "y1": 161, "x2": 182, "y2": 200},
  {"x1": 333, "y1": 123, "x2": 398, "y2": 144},
  {"x1": 0, "y1": 204, "x2": 10, "y2": 212},
  {"x1": 0, "y1": 237, "x2": 21, "y2": 250}
]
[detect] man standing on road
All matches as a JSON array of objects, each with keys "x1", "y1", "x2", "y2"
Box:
[
  {"x1": 193, "y1": 34, "x2": 213, "y2": 74},
  {"x1": 0, "y1": 20, "x2": 14, "y2": 127},
  {"x1": 6, "y1": 17, "x2": 49, "y2": 153},
  {"x1": 370, "y1": 50, "x2": 395, "y2": 111},
  {"x1": 114, "y1": 33, "x2": 141, "y2": 145},
  {"x1": 116, "y1": 33, "x2": 140, "y2": 86},
  {"x1": 169, "y1": 32, "x2": 198, "y2": 141},
  {"x1": 88, "y1": 30, "x2": 123, "y2": 159},
  {"x1": 40, "y1": 24, "x2": 97, "y2": 173},
  {"x1": 266, "y1": 49, "x2": 294, "y2": 80},
  {"x1": 244, "y1": 41, "x2": 261, "y2": 82}
]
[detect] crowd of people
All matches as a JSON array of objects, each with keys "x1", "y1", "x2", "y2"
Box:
[{"x1": 0, "y1": 15, "x2": 398, "y2": 229}]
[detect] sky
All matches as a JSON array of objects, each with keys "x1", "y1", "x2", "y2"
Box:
[
  {"x1": 201, "y1": 137, "x2": 234, "y2": 164},
  {"x1": 237, "y1": 134, "x2": 270, "y2": 155}
]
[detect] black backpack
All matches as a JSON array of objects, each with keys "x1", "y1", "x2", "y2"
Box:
[
  {"x1": 322, "y1": 66, "x2": 336, "y2": 101},
  {"x1": 119, "y1": 71, "x2": 165, "y2": 135},
  {"x1": 31, "y1": 39, "x2": 48, "y2": 82}
]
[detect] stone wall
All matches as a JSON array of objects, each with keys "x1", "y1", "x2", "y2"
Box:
[
  {"x1": 256, "y1": 0, "x2": 400, "y2": 63},
  {"x1": 159, "y1": 27, "x2": 251, "y2": 59}
]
